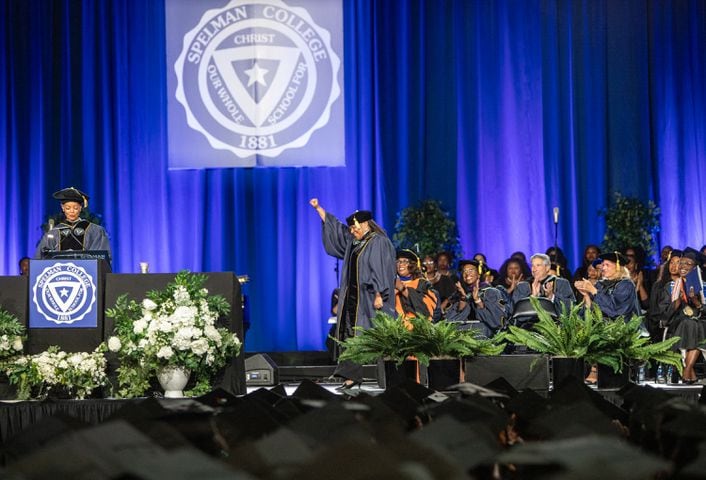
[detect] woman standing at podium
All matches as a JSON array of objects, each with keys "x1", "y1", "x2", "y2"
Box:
[{"x1": 34, "y1": 187, "x2": 111, "y2": 259}]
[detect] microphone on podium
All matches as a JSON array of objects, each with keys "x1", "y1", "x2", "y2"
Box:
[
  {"x1": 46, "y1": 219, "x2": 57, "y2": 252},
  {"x1": 553, "y1": 207, "x2": 559, "y2": 225}
]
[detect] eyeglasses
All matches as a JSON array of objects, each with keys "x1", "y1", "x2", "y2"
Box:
[
  {"x1": 396, "y1": 259, "x2": 411, "y2": 264},
  {"x1": 422, "y1": 261, "x2": 435, "y2": 265}
]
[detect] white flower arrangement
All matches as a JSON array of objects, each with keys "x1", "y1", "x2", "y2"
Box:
[
  {"x1": 0, "y1": 307, "x2": 25, "y2": 360},
  {"x1": 4, "y1": 346, "x2": 107, "y2": 400},
  {"x1": 105, "y1": 271, "x2": 241, "y2": 398}
]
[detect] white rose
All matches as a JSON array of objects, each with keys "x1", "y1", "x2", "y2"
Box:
[
  {"x1": 133, "y1": 319, "x2": 147, "y2": 334},
  {"x1": 173, "y1": 286, "x2": 191, "y2": 305},
  {"x1": 158, "y1": 319, "x2": 174, "y2": 333},
  {"x1": 190, "y1": 338, "x2": 209, "y2": 355},
  {"x1": 142, "y1": 299, "x2": 158, "y2": 311},
  {"x1": 12, "y1": 337, "x2": 23, "y2": 351},
  {"x1": 177, "y1": 326, "x2": 195, "y2": 339},
  {"x1": 68, "y1": 354, "x2": 83, "y2": 367},
  {"x1": 147, "y1": 318, "x2": 160, "y2": 334},
  {"x1": 204, "y1": 325, "x2": 220, "y2": 341},
  {"x1": 172, "y1": 306, "x2": 196, "y2": 324},
  {"x1": 156, "y1": 346, "x2": 174, "y2": 359},
  {"x1": 107, "y1": 336, "x2": 121, "y2": 352},
  {"x1": 173, "y1": 335, "x2": 192, "y2": 351}
]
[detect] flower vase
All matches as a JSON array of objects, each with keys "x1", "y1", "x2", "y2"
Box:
[{"x1": 157, "y1": 366, "x2": 191, "y2": 398}]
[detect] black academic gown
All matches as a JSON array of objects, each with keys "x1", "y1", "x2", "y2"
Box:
[
  {"x1": 658, "y1": 278, "x2": 706, "y2": 350},
  {"x1": 590, "y1": 278, "x2": 640, "y2": 320},
  {"x1": 445, "y1": 282, "x2": 508, "y2": 338},
  {"x1": 512, "y1": 275, "x2": 575, "y2": 315},
  {"x1": 321, "y1": 213, "x2": 396, "y2": 380},
  {"x1": 35, "y1": 218, "x2": 111, "y2": 260}
]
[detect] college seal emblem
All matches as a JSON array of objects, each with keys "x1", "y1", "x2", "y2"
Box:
[
  {"x1": 174, "y1": 0, "x2": 341, "y2": 158},
  {"x1": 32, "y1": 263, "x2": 97, "y2": 325}
]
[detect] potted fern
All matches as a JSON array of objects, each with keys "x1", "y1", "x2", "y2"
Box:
[
  {"x1": 587, "y1": 312, "x2": 682, "y2": 389},
  {"x1": 497, "y1": 298, "x2": 597, "y2": 386},
  {"x1": 336, "y1": 312, "x2": 418, "y2": 388},
  {"x1": 407, "y1": 316, "x2": 504, "y2": 390},
  {"x1": 497, "y1": 297, "x2": 683, "y2": 388}
]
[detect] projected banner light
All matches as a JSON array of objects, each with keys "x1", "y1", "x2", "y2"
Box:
[{"x1": 166, "y1": 0, "x2": 344, "y2": 168}]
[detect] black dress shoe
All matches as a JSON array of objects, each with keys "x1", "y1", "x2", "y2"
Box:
[{"x1": 335, "y1": 380, "x2": 362, "y2": 392}]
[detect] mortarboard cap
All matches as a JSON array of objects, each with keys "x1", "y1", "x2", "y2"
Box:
[
  {"x1": 396, "y1": 249, "x2": 421, "y2": 270},
  {"x1": 683, "y1": 247, "x2": 706, "y2": 264},
  {"x1": 524, "y1": 401, "x2": 624, "y2": 440},
  {"x1": 52, "y1": 187, "x2": 89, "y2": 207},
  {"x1": 345, "y1": 210, "x2": 372, "y2": 226},
  {"x1": 195, "y1": 387, "x2": 240, "y2": 407},
  {"x1": 270, "y1": 383, "x2": 288, "y2": 397},
  {"x1": 291, "y1": 379, "x2": 338, "y2": 401},
  {"x1": 213, "y1": 399, "x2": 285, "y2": 444},
  {"x1": 458, "y1": 259, "x2": 481, "y2": 271},
  {"x1": 497, "y1": 435, "x2": 671, "y2": 479},
  {"x1": 409, "y1": 415, "x2": 501, "y2": 470},
  {"x1": 680, "y1": 442, "x2": 706, "y2": 477},
  {"x1": 396, "y1": 249, "x2": 419, "y2": 262},
  {"x1": 1, "y1": 414, "x2": 89, "y2": 462},
  {"x1": 595, "y1": 251, "x2": 628, "y2": 267},
  {"x1": 287, "y1": 402, "x2": 370, "y2": 448}
]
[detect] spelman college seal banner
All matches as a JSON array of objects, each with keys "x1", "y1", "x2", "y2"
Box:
[{"x1": 166, "y1": 0, "x2": 344, "y2": 168}]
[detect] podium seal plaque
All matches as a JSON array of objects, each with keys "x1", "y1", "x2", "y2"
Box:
[{"x1": 32, "y1": 262, "x2": 97, "y2": 325}]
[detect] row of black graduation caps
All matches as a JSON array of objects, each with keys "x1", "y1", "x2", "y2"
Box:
[{"x1": 2, "y1": 377, "x2": 704, "y2": 477}]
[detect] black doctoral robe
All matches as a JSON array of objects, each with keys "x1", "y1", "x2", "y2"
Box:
[{"x1": 321, "y1": 212, "x2": 396, "y2": 342}]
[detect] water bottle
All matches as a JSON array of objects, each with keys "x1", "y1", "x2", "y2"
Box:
[
  {"x1": 666, "y1": 366, "x2": 675, "y2": 384},
  {"x1": 656, "y1": 364, "x2": 665, "y2": 384}
]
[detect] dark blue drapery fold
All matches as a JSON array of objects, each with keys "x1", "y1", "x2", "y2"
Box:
[{"x1": 2, "y1": 0, "x2": 705, "y2": 351}]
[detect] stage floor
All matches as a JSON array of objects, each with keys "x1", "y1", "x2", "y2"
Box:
[{"x1": 246, "y1": 378, "x2": 704, "y2": 398}]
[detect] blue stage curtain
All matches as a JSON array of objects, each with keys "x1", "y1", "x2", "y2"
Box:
[{"x1": 1, "y1": 0, "x2": 705, "y2": 351}]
